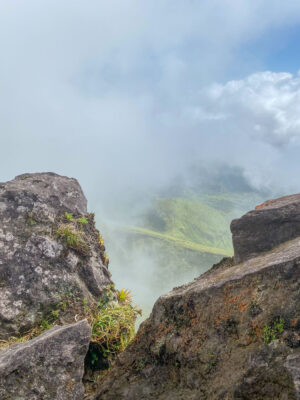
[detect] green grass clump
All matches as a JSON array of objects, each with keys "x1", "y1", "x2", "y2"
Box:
[
  {"x1": 77, "y1": 216, "x2": 89, "y2": 225},
  {"x1": 65, "y1": 212, "x2": 74, "y2": 221},
  {"x1": 117, "y1": 288, "x2": 132, "y2": 303},
  {"x1": 0, "y1": 313, "x2": 57, "y2": 350},
  {"x1": 55, "y1": 223, "x2": 89, "y2": 256},
  {"x1": 26, "y1": 211, "x2": 36, "y2": 226},
  {"x1": 263, "y1": 318, "x2": 285, "y2": 343},
  {"x1": 90, "y1": 288, "x2": 141, "y2": 358}
]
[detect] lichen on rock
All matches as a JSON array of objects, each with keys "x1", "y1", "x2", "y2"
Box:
[{"x1": 0, "y1": 173, "x2": 112, "y2": 340}]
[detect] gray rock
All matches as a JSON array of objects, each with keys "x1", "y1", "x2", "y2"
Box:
[
  {"x1": 0, "y1": 173, "x2": 111, "y2": 338},
  {"x1": 230, "y1": 193, "x2": 300, "y2": 263},
  {"x1": 0, "y1": 319, "x2": 91, "y2": 400}
]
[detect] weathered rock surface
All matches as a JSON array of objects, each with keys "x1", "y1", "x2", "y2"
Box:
[
  {"x1": 0, "y1": 319, "x2": 91, "y2": 400},
  {"x1": 231, "y1": 193, "x2": 300, "y2": 263},
  {"x1": 0, "y1": 173, "x2": 111, "y2": 338},
  {"x1": 94, "y1": 199, "x2": 300, "y2": 399}
]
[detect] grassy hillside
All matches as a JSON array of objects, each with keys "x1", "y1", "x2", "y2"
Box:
[
  {"x1": 125, "y1": 226, "x2": 232, "y2": 257},
  {"x1": 102, "y1": 191, "x2": 265, "y2": 321},
  {"x1": 140, "y1": 197, "x2": 233, "y2": 253}
]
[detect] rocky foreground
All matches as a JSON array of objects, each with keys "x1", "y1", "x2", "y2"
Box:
[{"x1": 1, "y1": 173, "x2": 300, "y2": 399}]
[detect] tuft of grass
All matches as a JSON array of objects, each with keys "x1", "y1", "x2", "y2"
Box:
[
  {"x1": 26, "y1": 211, "x2": 36, "y2": 226},
  {"x1": 83, "y1": 285, "x2": 141, "y2": 359},
  {"x1": 0, "y1": 325, "x2": 47, "y2": 350},
  {"x1": 91, "y1": 300, "x2": 141, "y2": 357},
  {"x1": 65, "y1": 212, "x2": 74, "y2": 221},
  {"x1": 103, "y1": 253, "x2": 109, "y2": 265},
  {"x1": 117, "y1": 288, "x2": 132, "y2": 304},
  {"x1": 263, "y1": 325, "x2": 276, "y2": 343},
  {"x1": 40, "y1": 319, "x2": 52, "y2": 330},
  {"x1": 0, "y1": 314, "x2": 57, "y2": 350},
  {"x1": 263, "y1": 317, "x2": 285, "y2": 343},
  {"x1": 98, "y1": 233, "x2": 105, "y2": 247},
  {"x1": 77, "y1": 216, "x2": 89, "y2": 225},
  {"x1": 55, "y1": 223, "x2": 89, "y2": 256}
]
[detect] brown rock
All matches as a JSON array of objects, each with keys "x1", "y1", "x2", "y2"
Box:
[
  {"x1": 231, "y1": 193, "x2": 300, "y2": 263},
  {"x1": 94, "y1": 237, "x2": 300, "y2": 400}
]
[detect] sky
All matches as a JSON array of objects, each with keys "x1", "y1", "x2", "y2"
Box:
[{"x1": 1, "y1": 0, "x2": 300, "y2": 211}]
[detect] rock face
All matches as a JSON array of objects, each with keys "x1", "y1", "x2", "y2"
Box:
[
  {"x1": 95, "y1": 194, "x2": 300, "y2": 400},
  {"x1": 231, "y1": 193, "x2": 300, "y2": 263},
  {"x1": 0, "y1": 173, "x2": 111, "y2": 338},
  {"x1": 0, "y1": 320, "x2": 91, "y2": 400}
]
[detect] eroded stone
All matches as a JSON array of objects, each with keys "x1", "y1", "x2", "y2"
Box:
[{"x1": 0, "y1": 320, "x2": 91, "y2": 400}]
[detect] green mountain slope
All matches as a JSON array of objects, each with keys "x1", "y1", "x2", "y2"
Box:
[
  {"x1": 141, "y1": 197, "x2": 233, "y2": 253},
  {"x1": 102, "y1": 191, "x2": 265, "y2": 321},
  {"x1": 124, "y1": 226, "x2": 232, "y2": 257}
]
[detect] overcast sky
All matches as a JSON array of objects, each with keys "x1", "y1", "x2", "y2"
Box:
[{"x1": 1, "y1": 0, "x2": 300, "y2": 210}]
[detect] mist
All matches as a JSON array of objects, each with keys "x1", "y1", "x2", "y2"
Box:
[{"x1": 1, "y1": 1, "x2": 300, "y2": 317}]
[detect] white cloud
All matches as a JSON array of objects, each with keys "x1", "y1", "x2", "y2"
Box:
[
  {"x1": 193, "y1": 71, "x2": 300, "y2": 147},
  {"x1": 1, "y1": 1, "x2": 300, "y2": 202},
  {"x1": 174, "y1": 70, "x2": 300, "y2": 191}
]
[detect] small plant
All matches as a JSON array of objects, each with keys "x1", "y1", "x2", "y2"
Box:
[
  {"x1": 26, "y1": 211, "x2": 36, "y2": 226},
  {"x1": 91, "y1": 351, "x2": 99, "y2": 366},
  {"x1": 88, "y1": 286, "x2": 141, "y2": 358},
  {"x1": 91, "y1": 302, "x2": 141, "y2": 357},
  {"x1": 55, "y1": 224, "x2": 89, "y2": 256},
  {"x1": 98, "y1": 233, "x2": 105, "y2": 247},
  {"x1": 82, "y1": 298, "x2": 89, "y2": 313},
  {"x1": 104, "y1": 253, "x2": 109, "y2": 265},
  {"x1": 117, "y1": 288, "x2": 132, "y2": 304},
  {"x1": 51, "y1": 310, "x2": 60, "y2": 319},
  {"x1": 263, "y1": 317, "x2": 285, "y2": 343},
  {"x1": 65, "y1": 212, "x2": 74, "y2": 221},
  {"x1": 77, "y1": 216, "x2": 88, "y2": 225},
  {"x1": 40, "y1": 320, "x2": 52, "y2": 330},
  {"x1": 263, "y1": 325, "x2": 276, "y2": 343},
  {"x1": 57, "y1": 301, "x2": 67, "y2": 311},
  {"x1": 274, "y1": 317, "x2": 285, "y2": 334}
]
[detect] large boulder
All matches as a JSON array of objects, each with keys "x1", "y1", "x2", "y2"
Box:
[
  {"x1": 0, "y1": 319, "x2": 91, "y2": 400},
  {"x1": 0, "y1": 173, "x2": 111, "y2": 339},
  {"x1": 94, "y1": 210, "x2": 300, "y2": 399},
  {"x1": 230, "y1": 193, "x2": 300, "y2": 263}
]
